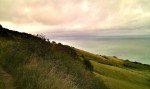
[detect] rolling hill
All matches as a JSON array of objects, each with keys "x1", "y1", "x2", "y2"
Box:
[{"x1": 0, "y1": 25, "x2": 150, "y2": 89}]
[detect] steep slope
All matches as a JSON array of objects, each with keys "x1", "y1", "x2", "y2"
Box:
[{"x1": 0, "y1": 25, "x2": 108, "y2": 89}]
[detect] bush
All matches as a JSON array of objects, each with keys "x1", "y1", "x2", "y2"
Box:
[{"x1": 83, "y1": 59, "x2": 93, "y2": 71}]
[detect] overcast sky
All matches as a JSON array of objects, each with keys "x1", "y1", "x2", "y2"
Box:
[{"x1": 0, "y1": 0, "x2": 150, "y2": 36}]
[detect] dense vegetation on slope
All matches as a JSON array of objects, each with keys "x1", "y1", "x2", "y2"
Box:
[{"x1": 0, "y1": 25, "x2": 108, "y2": 89}]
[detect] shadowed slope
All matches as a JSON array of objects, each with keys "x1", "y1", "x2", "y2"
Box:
[
  {"x1": 0, "y1": 67, "x2": 15, "y2": 89},
  {"x1": 0, "y1": 25, "x2": 108, "y2": 89}
]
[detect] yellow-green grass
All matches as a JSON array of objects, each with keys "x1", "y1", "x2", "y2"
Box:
[
  {"x1": 95, "y1": 72, "x2": 149, "y2": 89},
  {"x1": 76, "y1": 49, "x2": 125, "y2": 66},
  {"x1": 75, "y1": 49, "x2": 150, "y2": 89},
  {"x1": 76, "y1": 48, "x2": 150, "y2": 70},
  {"x1": 92, "y1": 60, "x2": 150, "y2": 89}
]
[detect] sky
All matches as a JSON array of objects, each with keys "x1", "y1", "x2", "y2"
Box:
[{"x1": 0, "y1": 0, "x2": 150, "y2": 37}]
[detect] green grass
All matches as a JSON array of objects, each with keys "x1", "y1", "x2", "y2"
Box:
[
  {"x1": 95, "y1": 72, "x2": 149, "y2": 89},
  {"x1": 76, "y1": 49, "x2": 150, "y2": 89}
]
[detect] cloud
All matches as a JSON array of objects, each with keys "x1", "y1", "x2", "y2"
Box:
[{"x1": 0, "y1": 0, "x2": 150, "y2": 35}]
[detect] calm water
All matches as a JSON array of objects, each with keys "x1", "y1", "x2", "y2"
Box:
[{"x1": 52, "y1": 36, "x2": 150, "y2": 64}]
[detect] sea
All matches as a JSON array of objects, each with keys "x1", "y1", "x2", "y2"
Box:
[{"x1": 50, "y1": 35, "x2": 150, "y2": 64}]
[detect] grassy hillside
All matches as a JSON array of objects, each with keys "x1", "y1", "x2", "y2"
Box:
[
  {"x1": 0, "y1": 25, "x2": 150, "y2": 89},
  {"x1": 0, "y1": 25, "x2": 107, "y2": 89},
  {"x1": 76, "y1": 49, "x2": 150, "y2": 89}
]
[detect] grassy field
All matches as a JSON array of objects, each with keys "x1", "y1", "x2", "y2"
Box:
[{"x1": 76, "y1": 49, "x2": 150, "y2": 89}]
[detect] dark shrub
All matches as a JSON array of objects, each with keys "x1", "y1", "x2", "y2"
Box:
[
  {"x1": 123, "y1": 64, "x2": 136, "y2": 68},
  {"x1": 83, "y1": 59, "x2": 93, "y2": 71},
  {"x1": 133, "y1": 61, "x2": 142, "y2": 64},
  {"x1": 102, "y1": 56, "x2": 109, "y2": 59},
  {"x1": 113, "y1": 56, "x2": 118, "y2": 58}
]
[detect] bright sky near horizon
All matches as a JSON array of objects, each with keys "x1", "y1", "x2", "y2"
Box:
[{"x1": 0, "y1": 0, "x2": 150, "y2": 36}]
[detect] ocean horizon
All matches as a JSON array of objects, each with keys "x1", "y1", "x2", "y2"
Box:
[{"x1": 50, "y1": 35, "x2": 150, "y2": 64}]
